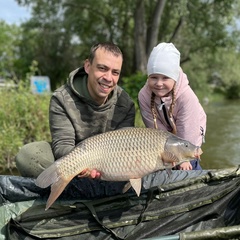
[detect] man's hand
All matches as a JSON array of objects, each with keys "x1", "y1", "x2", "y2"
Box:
[
  {"x1": 78, "y1": 169, "x2": 101, "y2": 179},
  {"x1": 89, "y1": 169, "x2": 101, "y2": 178}
]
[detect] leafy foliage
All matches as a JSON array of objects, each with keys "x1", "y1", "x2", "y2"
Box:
[
  {"x1": 0, "y1": 63, "x2": 51, "y2": 173},
  {"x1": 215, "y1": 49, "x2": 240, "y2": 99},
  {"x1": 121, "y1": 72, "x2": 147, "y2": 127},
  {"x1": 12, "y1": 0, "x2": 240, "y2": 93},
  {"x1": 121, "y1": 72, "x2": 147, "y2": 104},
  {"x1": 0, "y1": 21, "x2": 22, "y2": 81}
]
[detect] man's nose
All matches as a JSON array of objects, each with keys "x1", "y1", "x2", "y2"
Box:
[{"x1": 103, "y1": 71, "x2": 112, "y2": 81}]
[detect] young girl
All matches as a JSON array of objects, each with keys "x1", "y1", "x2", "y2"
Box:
[{"x1": 138, "y1": 42, "x2": 206, "y2": 170}]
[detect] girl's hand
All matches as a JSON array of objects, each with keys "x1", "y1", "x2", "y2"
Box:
[{"x1": 178, "y1": 162, "x2": 193, "y2": 170}]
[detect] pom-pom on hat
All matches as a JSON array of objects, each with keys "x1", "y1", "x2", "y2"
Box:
[{"x1": 147, "y1": 42, "x2": 180, "y2": 81}]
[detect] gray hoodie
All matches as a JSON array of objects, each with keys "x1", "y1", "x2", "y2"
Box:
[{"x1": 49, "y1": 67, "x2": 135, "y2": 159}]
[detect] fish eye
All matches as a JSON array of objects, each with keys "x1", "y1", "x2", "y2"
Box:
[{"x1": 185, "y1": 143, "x2": 189, "y2": 147}]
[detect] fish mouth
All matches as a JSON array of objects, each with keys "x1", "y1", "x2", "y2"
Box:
[{"x1": 194, "y1": 147, "x2": 203, "y2": 159}]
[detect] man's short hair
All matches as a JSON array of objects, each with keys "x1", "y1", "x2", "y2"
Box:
[{"x1": 88, "y1": 42, "x2": 123, "y2": 63}]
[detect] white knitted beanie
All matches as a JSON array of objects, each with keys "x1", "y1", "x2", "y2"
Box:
[{"x1": 147, "y1": 42, "x2": 180, "y2": 81}]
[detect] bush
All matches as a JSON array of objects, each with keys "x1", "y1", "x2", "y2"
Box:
[
  {"x1": 0, "y1": 82, "x2": 51, "y2": 173},
  {"x1": 121, "y1": 72, "x2": 147, "y2": 103},
  {"x1": 225, "y1": 82, "x2": 240, "y2": 99},
  {"x1": 121, "y1": 72, "x2": 147, "y2": 127}
]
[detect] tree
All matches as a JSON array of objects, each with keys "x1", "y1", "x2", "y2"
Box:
[
  {"x1": 15, "y1": 0, "x2": 240, "y2": 91},
  {"x1": 0, "y1": 21, "x2": 22, "y2": 81}
]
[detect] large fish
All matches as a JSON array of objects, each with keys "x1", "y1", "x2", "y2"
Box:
[{"x1": 36, "y1": 127, "x2": 202, "y2": 210}]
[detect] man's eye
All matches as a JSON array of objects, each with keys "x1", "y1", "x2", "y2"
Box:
[
  {"x1": 99, "y1": 66, "x2": 106, "y2": 71},
  {"x1": 112, "y1": 71, "x2": 120, "y2": 76}
]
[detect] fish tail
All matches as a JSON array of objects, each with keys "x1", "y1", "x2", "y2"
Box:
[
  {"x1": 36, "y1": 162, "x2": 73, "y2": 210},
  {"x1": 46, "y1": 178, "x2": 69, "y2": 210}
]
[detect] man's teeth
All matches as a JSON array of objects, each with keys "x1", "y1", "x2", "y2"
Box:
[{"x1": 100, "y1": 83, "x2": 110, "y2": 89}]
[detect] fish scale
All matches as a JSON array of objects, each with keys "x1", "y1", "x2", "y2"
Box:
[{"x1": 36, "y1": 127, "x2": 202, "y2": 210}]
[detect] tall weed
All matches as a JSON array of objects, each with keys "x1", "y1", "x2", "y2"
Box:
[{"x1": 0, "y1": 82, "x2": 51, "y2": 173}]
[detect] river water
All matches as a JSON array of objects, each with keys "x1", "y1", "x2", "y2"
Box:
[{"x1": 201, "y1": 99, "x2": 240, "y2": 169}]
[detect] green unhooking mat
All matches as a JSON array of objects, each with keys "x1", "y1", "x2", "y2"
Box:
[{"x1": 1, "y1": 167, "x2": 240, "y2": 239}]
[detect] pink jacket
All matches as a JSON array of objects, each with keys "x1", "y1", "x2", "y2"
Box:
[{"x1": 138, "y1": 69, "x2": 206, "y2": 147}]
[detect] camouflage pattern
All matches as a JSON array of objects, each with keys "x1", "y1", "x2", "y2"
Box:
[{"x1": 49, "y1": 67, "x2": 135, "y2": 160}]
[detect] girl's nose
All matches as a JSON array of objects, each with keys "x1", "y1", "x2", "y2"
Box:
[{"x1": 155, "y1": 78, "x2": 163, "y2": 86}]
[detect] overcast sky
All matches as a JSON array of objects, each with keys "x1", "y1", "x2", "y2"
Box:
[{"x1": 0, "y1": 0, "x2": 31, "y2": 25}]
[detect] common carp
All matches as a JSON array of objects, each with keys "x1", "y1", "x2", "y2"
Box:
[{"x1": 36, "y1": 127, "x2": 202, "y2": 210}]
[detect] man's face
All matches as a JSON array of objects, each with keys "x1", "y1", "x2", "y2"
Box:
[{"x1": 84, "y1": 47, "x2": 123, "y2": 105}]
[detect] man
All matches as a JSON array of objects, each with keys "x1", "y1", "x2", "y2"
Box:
[{"x1": 16, "y1": 42, "x2": 135, "y2": 178}]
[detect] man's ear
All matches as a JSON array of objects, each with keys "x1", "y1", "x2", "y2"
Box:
[{"x1": 84, "y1": 59, "x2": 90, "y2": 74}]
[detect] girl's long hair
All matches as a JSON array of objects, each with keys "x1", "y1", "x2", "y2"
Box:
[{"x1": 150, "y1": 83, "x2": 177, "y2": 134}]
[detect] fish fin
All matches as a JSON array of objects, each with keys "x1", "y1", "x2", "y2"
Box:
[
  {"x1": 129, "y1": 178, "x2": 142, "y2": 196},
  {"x1": 36, "y1": 162, "x2": 59, "y2": 188},
  {"x1": 161, "y1": 151, "x2": 179, "y2": 164},
  {"x1": 123, "y1": 182, "x2": 131, "y2": 193},
  {"x1": 123, "y1": 179, "x2": 142, "y2": 196},
  {"x1": 45, "y1": 178, "x2": 69, "y2": 210}
]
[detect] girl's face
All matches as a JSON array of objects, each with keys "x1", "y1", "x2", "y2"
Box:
[{"x1": 147, "y1": 74, "x2": 175, "y2": 97}]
